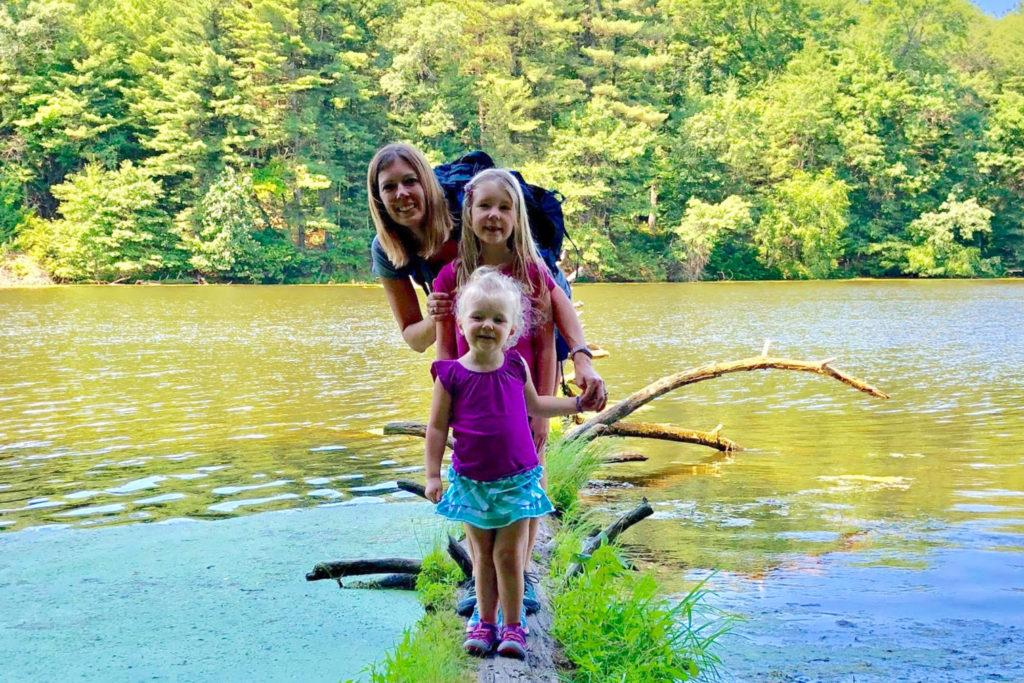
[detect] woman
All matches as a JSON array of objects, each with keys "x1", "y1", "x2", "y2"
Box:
[{"x1": 368, "y1": 143, "x2": 607, "y2": 411}]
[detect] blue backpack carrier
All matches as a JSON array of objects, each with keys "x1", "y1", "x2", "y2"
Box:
[{"x1": 433, "y1": 151, "x2": 575, "y2": 361}]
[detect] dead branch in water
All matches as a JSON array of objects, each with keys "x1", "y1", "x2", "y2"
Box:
[
  {"x1": 595, "y1": 422, "x2": 741, "y2": 452},
  {"x1": 565, "y1": 349, "x2": 889, "y2": 443},
  {"x1": 565, "y1": 499, "x2": 654, "y2": 580},
  {"x1": 384, "y1": 421, "x2": 453, "y2": 449}
]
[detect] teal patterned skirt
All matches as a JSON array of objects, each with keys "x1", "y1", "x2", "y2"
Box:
[{"x1": 436, "y1": 465, "x2": 553, "y2": 529}]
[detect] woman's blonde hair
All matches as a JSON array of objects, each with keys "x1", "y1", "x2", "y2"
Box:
[
  {"x1": 367, "y1": 143, "x2": 452, "y2": 268},
  {"x1": 455, "y1": 266, "x2": 527, "y2": 350},
  {"x1": 456, "y1": 168, "x2": 545, "y2": 300}
]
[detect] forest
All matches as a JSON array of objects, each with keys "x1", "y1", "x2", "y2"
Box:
[{"x1": 1, "y1": 0, "x2": 1022, "y2": 283}]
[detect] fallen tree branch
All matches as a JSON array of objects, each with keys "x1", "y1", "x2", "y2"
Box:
[
  {"x1": 565, "y1": 354, "x2": 889, "y2": 443},
  {"x1": 595, "y1": 422, "x2": 742, "y2": 452},
  {"x1": 384, "y1": 421, "x2": 453, "y2": 449},
  {"x1": 565, "y1": 499, "x2": 654, "y2": 580},
  {"x1": 306, "y1": 558, "x2": 421, "y2": 582},
  {"x1": 397, "y1": 478, "x2": 426, "y2": 498}
]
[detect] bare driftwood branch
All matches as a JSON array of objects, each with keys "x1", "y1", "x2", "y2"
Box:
[
  {"x1": 595, "y1": 422, "x2": 742, "y2": 452},
  {"x1": 565, "y1": 354, "x2": 889, "y2": 443},
  {"x1": 306, "y1": 558, "x2": 421, "y2": 582},
  {"x1": 384, "y1": 421, "x2": 453, "y2": 449},
  {"x1": 565, "y1": 499, "x2": 654, "y2": 580}
]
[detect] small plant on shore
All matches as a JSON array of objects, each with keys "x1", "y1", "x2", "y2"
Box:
[{"x1": 552, "y1": 544, "x2": 732, "y2": 682}]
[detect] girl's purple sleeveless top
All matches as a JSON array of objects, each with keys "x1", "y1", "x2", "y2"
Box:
[{"x1": 431, "y1": 350, "x2": 538, "y2": 482}]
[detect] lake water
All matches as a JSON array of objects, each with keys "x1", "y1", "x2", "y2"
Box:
[{"x1": 2, "y1": 281, "x2": 1022, "y2": 681}]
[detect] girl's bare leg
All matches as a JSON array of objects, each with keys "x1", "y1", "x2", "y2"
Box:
[
  {"x1": 493, "y1": 519, "x2": 530, "y2": 627},
  {"x1": 464, "y1": 524, "x2": 498, "y2": 623}
]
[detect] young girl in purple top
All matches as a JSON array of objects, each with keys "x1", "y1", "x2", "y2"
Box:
[{"x1": 425, "y1": 267, "x2": 583, "y2": 659}]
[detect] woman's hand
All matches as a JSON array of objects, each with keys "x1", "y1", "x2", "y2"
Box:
[
  {"x1": 425, "y1": 475, "x2": 443, "y2": 503},
  {"x1": 574, "y1": 356, "x2": 608, "y2": 412},
  {"x1": 425, "y1": 291, "x2": 453, "y2": 322}
]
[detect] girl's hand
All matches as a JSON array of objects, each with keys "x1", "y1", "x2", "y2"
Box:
[
  {"x1": 425, "y1": 476, "x2": 443, "y2": 503},
  {"x1": 425, "y1": 292, "x2": 453, "y2": 322},
  {"x1": 530, "y1": 416, "x2": 549, "y2": 455}
]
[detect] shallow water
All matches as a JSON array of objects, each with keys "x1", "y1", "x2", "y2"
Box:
[{"x1": 2, "y1": 281, "x2": 1023, "y2": 680}]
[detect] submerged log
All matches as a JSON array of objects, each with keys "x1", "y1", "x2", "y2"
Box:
[
  {"x1": 345, "y1": 574, "x2": 418, "y2": 590},
  {"x1": 565, "y1": 352, "x2": 889, "y2": 443},
  {"x1": 306, "y1": 558, "x2": 421, "y2": 582},
  {"x1": 604, "y1": 452, "x2": 648, "y2": 463}
]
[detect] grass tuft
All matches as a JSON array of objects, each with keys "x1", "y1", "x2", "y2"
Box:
[
  {"x1": 551, "y1": 543, "x2": 733, "y2": 682},
  {"x1": 362, "y1": 611, "x2": 474, "y2": 683},
  {"x1": 354, "y1": 545, "x2": 474, "y2": 683},
  {"x1": 544, "y1": 434, "x2": 608, "y2": 515}
]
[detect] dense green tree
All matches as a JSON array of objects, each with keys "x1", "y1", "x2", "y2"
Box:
[{"x1": 18, "y1": 161, "x2": 174, "y2": 281}]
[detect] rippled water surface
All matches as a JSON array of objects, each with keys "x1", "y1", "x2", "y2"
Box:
[{"x1": 2, "y1": 281, "x2": 1023, "y2": 679}]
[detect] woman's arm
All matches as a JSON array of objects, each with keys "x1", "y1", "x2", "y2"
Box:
[
  {"x1": 550, "y1": 286, "x2": 607, "y2": 411},
  {"x1": 381, "y1": 278, "x2": 450, "y2": 353},
  {"x1": 424, "y1": 378, "x2": 452, "y2": 503}
]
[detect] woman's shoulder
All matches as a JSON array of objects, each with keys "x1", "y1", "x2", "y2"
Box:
[{"x1": 370, "y1": 235, "x2": 405, "y2": 279}]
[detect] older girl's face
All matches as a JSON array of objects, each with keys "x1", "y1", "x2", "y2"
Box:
[
  {"x1": 377, "y1": 159, "x2": 426, "y2": 231},
  {"x1": 469, "y1": 180, "x2": 515, "y2": 248}
]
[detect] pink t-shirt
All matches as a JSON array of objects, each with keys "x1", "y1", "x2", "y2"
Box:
[{"x1": 432, "y1": 260, "x2": 556, "y2": 383}]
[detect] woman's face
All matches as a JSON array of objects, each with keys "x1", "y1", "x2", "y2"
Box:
[{"x1": 377, "y1": 159, "x2": 426, "y2": 231}]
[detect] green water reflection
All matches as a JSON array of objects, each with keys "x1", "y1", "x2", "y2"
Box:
[{"x1": 2, "y1": 282, "x2": 1023, "y2": 579}]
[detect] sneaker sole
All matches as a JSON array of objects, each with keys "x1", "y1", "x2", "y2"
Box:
[
  {"x1": 464, "y1": 640, "x2": 493, "y2": 656},
  {"x1": 497, "y1": 642, "x2": 526, "y2": 659}
]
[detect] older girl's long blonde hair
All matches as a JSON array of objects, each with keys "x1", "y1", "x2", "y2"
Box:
[
  {"x1": 367, "y1": 143, "x2": 451, "y2": 268},
  {"x1": 456, "y1": 169, "x2": 546, "y2": 304}
]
